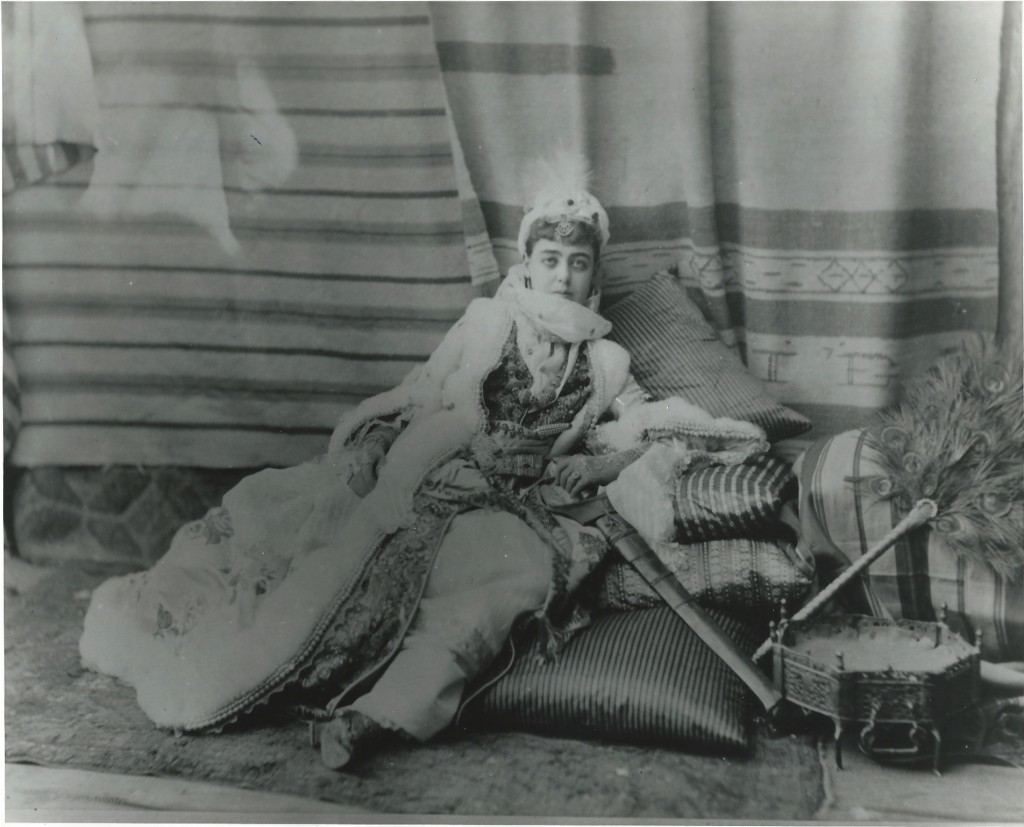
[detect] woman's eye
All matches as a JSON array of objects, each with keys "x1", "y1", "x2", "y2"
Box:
[{"x1": 542, "y1": 258, "x2": 558, "y2": 267}]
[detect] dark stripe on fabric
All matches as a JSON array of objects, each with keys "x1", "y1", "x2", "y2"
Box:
[
  {"x1": 13, "y1": 341, "x2": 429, "y2": 362},
  {"x1": 5, "y1": 296, "x2": 463, "y2": 327},
  {"x1": 3, "y1": 377, "x2": 22, "y2": 409},
  {"x1": 4, "y1": 262, "x2": 470, "y2": 286},
  {"x1": 481, "y1": 200, "x2": 692, "y2": 245},
  {"x1": 712, "y1": 204, "x2": 998, "y2": 251},
  {"x1": 782, "y1": 404, "x2": 879, "y2": 436},
  {"x1": 848, "y1": 430, "x2": 894, "y2": 614},
  {"x1": 993, "y1": 577, "x2": 1009, "y2": 655},
  {"x1": 44, "y1": 181, "x2": 459, "y2": 200},
  {"x1": 4, "y1": 216, "x2": 465, "y2": 242},
  {"x1": 22, "y1": 420, "x2": 333, "y2": 435},
  {"x1": 90, "y1": 53, "x2": 438, "y2": 72},
  {"x1": 479, "y1": 201, "x2": 998, "y2": 251},
  {"x1": 460, "y1": 198, "x2": 490, "y2": 237},
  {"x1": 4, "y1": 146, "x2": 29, "y2": 189},
  {"x1": 19, "y1": 374, "x2": 392, "y2": 401},
  {"x1": 4, "y1": 418, "x2": 18, "y2": 447},
  {"x1": 890, "y1": 499, "x2": 936, "y2": 623},
  {"x1": 98, "y1": 102, "x2": 447, "y2": 119},
  {"x1": 84, "y1": 14, "x2": 431, "y2": 28},
  {"x1": 32, "y1": 145, "x2": 55, "y2": 179},
  {"x1": 296, "y1": 147, "x2": 453, "y2": 168},
  {"x1": 739, "y1": 296, "x2": 997, "y2": 339},
  {"x1": 62, "y1": 141, "x2": 84, "y2": 167},
  {"x1": 435, "y1": 41, "x2": 614, "y2": 76},
  {"x1": 955, "y1": 555, "x2": 971, "y2": 641},
  {"x1": 852, "y1": 430, "x2": 873, "y2": 564},
  {"x1": 93, "y1": 63, "x2": 440, "y2": 85},
  {"x1": 296, "y1": 142, "x2": 452, "y2": 159},
  {"x1": 1000, "y1": 567, "x2": 1024, "y2": 656}
]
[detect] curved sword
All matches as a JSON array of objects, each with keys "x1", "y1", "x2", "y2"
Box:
[{"x1": 550, "y1": 495, "x2": 784, "y2": 714}]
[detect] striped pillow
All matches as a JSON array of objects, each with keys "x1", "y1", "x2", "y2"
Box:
[
  {"x1": 460, "y1": 607, "x2": 756, "y2": 754},
  {"x1": 593, "y1": 537, "x2": 813, "y2": 618},
  {"x1": 604, "y1": 272, "x2": 811, "y2": 442},
  {"x1": 675, "y1": 456, "x2": 797, "y2": 542}
]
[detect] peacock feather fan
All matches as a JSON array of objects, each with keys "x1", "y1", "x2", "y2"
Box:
[{"x1": 857, "y1": 335, "x2": 1024, "y2": 578}]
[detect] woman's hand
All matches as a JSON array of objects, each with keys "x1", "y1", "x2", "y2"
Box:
[
  {"x1": 348, "y1": 444, "x2": 386, "y2": 497},
  {"x1": 547, "y1": 455, "x2": 604, "y2": 498},
  {"x1": 546, "y1": 447, "x2": 650, "y2": 498}
]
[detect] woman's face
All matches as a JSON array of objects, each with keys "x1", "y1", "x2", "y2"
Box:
[{"x1": 524, "y1": 239, "x2": 596, "y2": 305}]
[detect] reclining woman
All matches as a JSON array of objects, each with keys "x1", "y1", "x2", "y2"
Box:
[{"x1": 80, "y1": 155, "x2": 763, "y2": 769}]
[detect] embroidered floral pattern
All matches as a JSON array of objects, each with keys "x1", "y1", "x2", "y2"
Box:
[
  {"x1": 288, "y1": 495, "x2": 465, "y2": 710},
  {"x1": 574, "y1": 531, "x2": 608, "y2": 568},
  {"x1": 155, "y1": 603, "x2": 178, "y2": 637},
  {"x1": 187, "y1": 507, "x2": 234, "y2": 545},
  {"x1": 189, "y1": 333, "x2": 610, "y2": 725},
  {"x1": 154, "y1": 590, "x2": 210, "y2": 642},
  {"x1": 226, "y1": 551, "x2": 290, "y2": 604},
  {"x1": 483, "y1": 325, "x2": 592, "y2": 428}
]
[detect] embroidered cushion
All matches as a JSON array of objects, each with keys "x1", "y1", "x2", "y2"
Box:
[
  {"x1": 795, "y1": 429, "x2": 1024, "y2": 662},
  {"x1": 603, "y1": 272, "x2": 811, "y2": 442},
  {"x1": 606, "y1": 449, "x2": 797, "y2": 546},
  {"x1": 674, "y1": 456, "x2": 797, "y2": 542},
  {"x1": 460, "y1": 606, "x2": 757, "y2": 754},
  {"x1": 591, "y1": 537, "x2": 813, "y2": 619}
]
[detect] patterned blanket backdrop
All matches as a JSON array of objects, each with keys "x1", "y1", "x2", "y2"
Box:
[
  {"x1": 429, "y1": 2, "x2": 1004, "y2": 457},
  {"x1": 2, "y1": 2, "x2": 1007, "y2": 470}
]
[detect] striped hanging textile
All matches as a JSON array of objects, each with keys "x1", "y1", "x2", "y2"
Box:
[
  {"x1": 429, "y1": 2, "x2": 1003, "y2": 458},
  {"x1": 1, "y1": 3, "x2": 98, "y2": 194},
  {"x1": 4, "y1": 1, "x2": 477, "y2": 468}
]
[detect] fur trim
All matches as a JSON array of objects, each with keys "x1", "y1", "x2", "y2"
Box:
[{"x1": 588, "y1": 397, "x2": 767, "y2": 454}]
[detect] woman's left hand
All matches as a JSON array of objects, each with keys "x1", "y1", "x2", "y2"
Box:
[{"x1": 546, "y1": 455, "x2": 602, "y2": 498}]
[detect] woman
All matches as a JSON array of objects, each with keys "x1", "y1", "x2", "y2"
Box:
[{"x1": 80, "y1": 157, "x2": 763, "y2": 769}]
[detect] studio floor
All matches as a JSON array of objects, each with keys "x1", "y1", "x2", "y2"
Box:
[
  {"x1": 6, "y1": 554, "x2": 1022, "y2": 824},
  {"x1": 7, "y1": 749, "x2": 1023, "y2": 823}
]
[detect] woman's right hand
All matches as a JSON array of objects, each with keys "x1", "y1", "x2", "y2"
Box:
[{"x1": 348, "y1": 444, "x2": 386, "y2": 497}]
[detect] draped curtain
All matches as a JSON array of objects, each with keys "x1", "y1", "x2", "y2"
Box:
[
  {"x1": 430, "y1": 1, "x2": 1005, "y2": 454},
  {"x1": 2, "y1": 1, "x2": 1008, "y2": 468},
  {"x1": 4, "y1": 2, "x2": 478, "y2": 467}
]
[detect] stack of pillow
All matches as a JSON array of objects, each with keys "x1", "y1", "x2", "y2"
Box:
[
  {"x1": 592, "y1": 270, "x2": 814, "y2": 622},
  {"x1": 462, "y1": 271, "x2": 816, "y2": 754}
]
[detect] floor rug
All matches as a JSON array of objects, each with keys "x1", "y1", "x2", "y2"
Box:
[{"x1": 6, "y1": 562, "x2": 824, "y2": 819}]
